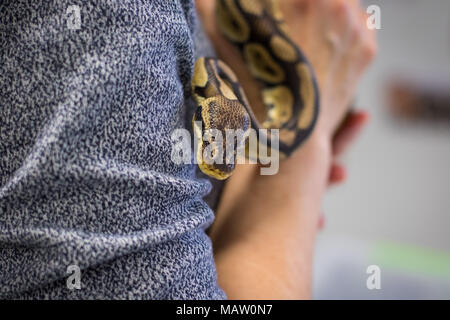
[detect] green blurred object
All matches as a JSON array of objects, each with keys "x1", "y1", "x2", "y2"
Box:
[{"x1": 373, "y1": 241, "x2": 450, "y2": 281}]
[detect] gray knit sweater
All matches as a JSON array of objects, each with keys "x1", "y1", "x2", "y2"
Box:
[{"x1": 0, "y1": 0, "x2": 226, "y2": 299}]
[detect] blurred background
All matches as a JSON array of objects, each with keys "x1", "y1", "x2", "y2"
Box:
[{"x1": 313, "y1": 0, "x2": 450, "y2": 299}]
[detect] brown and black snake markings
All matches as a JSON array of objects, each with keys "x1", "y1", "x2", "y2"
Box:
[{"x1": 192, "y1": 0, "x2": 320, "y2": 180}]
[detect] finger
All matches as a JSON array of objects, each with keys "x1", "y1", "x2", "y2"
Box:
[
  {"x1": 328, "y1": 163, "x2": 346, "y2": 185},
  {"x1": 333, "y1": 110, "x2": 369, "y2": 156},
  {"x1": 318, "y1": 212, "x2": 325, "y2": 230}
]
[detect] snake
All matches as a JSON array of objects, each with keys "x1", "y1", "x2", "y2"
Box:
[{"x1": 192, "y1": 0, "x2": 320, "y2": 180}]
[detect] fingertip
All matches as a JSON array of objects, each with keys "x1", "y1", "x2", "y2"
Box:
[
  {"x1": 329, "y1": 163, "x2": 347, "y2": 183},
  {"x1": 335, "y1": 164, "x2": 347, "y2": 181},
  {"x1": 356, "y1": 109, "x2": 370, "y2": 123},
  {"x1": 348, "y1": 109, "x2": 370, "y2": 129}
]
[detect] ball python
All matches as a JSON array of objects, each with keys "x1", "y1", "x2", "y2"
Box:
[{"x1": 192, "y1": 0, "x2": 320, "y2": 180}]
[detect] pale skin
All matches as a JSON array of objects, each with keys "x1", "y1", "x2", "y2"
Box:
[{"x1": 196, "y1": 0, "x2": 377, "y2": 299}]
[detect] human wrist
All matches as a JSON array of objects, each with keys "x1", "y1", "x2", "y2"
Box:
[{"x1": 285, "y1": 126, "x2": 331, "y2": 173}]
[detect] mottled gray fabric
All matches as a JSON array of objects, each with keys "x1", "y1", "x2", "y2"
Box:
[{"x1": 0, "y1": 0, "x2": 226, "y2": 299}]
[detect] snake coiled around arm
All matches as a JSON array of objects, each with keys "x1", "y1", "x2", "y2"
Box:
[{"x1": 192, "y1": 0, "x2": 320, "y2": 180}]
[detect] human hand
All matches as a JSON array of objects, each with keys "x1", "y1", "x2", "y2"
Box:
[
  {"x1": 280, "y1": 0, "x2": 377, "y2": 138},
  {"x1": 197, "y1": 0, "x2": 376, "y2": 156},
  {"x1": 278, "y1": 0, "x2": 376, "y2": 229}
]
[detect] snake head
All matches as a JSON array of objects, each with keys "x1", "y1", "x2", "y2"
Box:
[{"x1": 193, "y1": 95, "x2": 251, "y2": 180}]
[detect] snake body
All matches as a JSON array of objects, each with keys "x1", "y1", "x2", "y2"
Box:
[{"x1": 192, "y1": 0, "x2": 320, "y2": 180}]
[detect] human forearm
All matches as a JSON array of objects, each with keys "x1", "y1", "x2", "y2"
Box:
[{"x1": 210, "y1": 131, "x2": 331, "y2": 299}]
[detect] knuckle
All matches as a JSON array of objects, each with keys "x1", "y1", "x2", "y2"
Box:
[{"x1": 333, "y1": 0, "x2": 347, "y2": 15}]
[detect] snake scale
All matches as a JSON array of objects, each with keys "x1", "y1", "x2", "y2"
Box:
[{"x1": 192, "y1": 0, "x2": 320, "y2": 180}]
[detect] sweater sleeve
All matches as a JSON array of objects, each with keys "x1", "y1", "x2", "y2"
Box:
[{"x1": 0, "y1": 0, "x2": 225, "y2": 299}]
